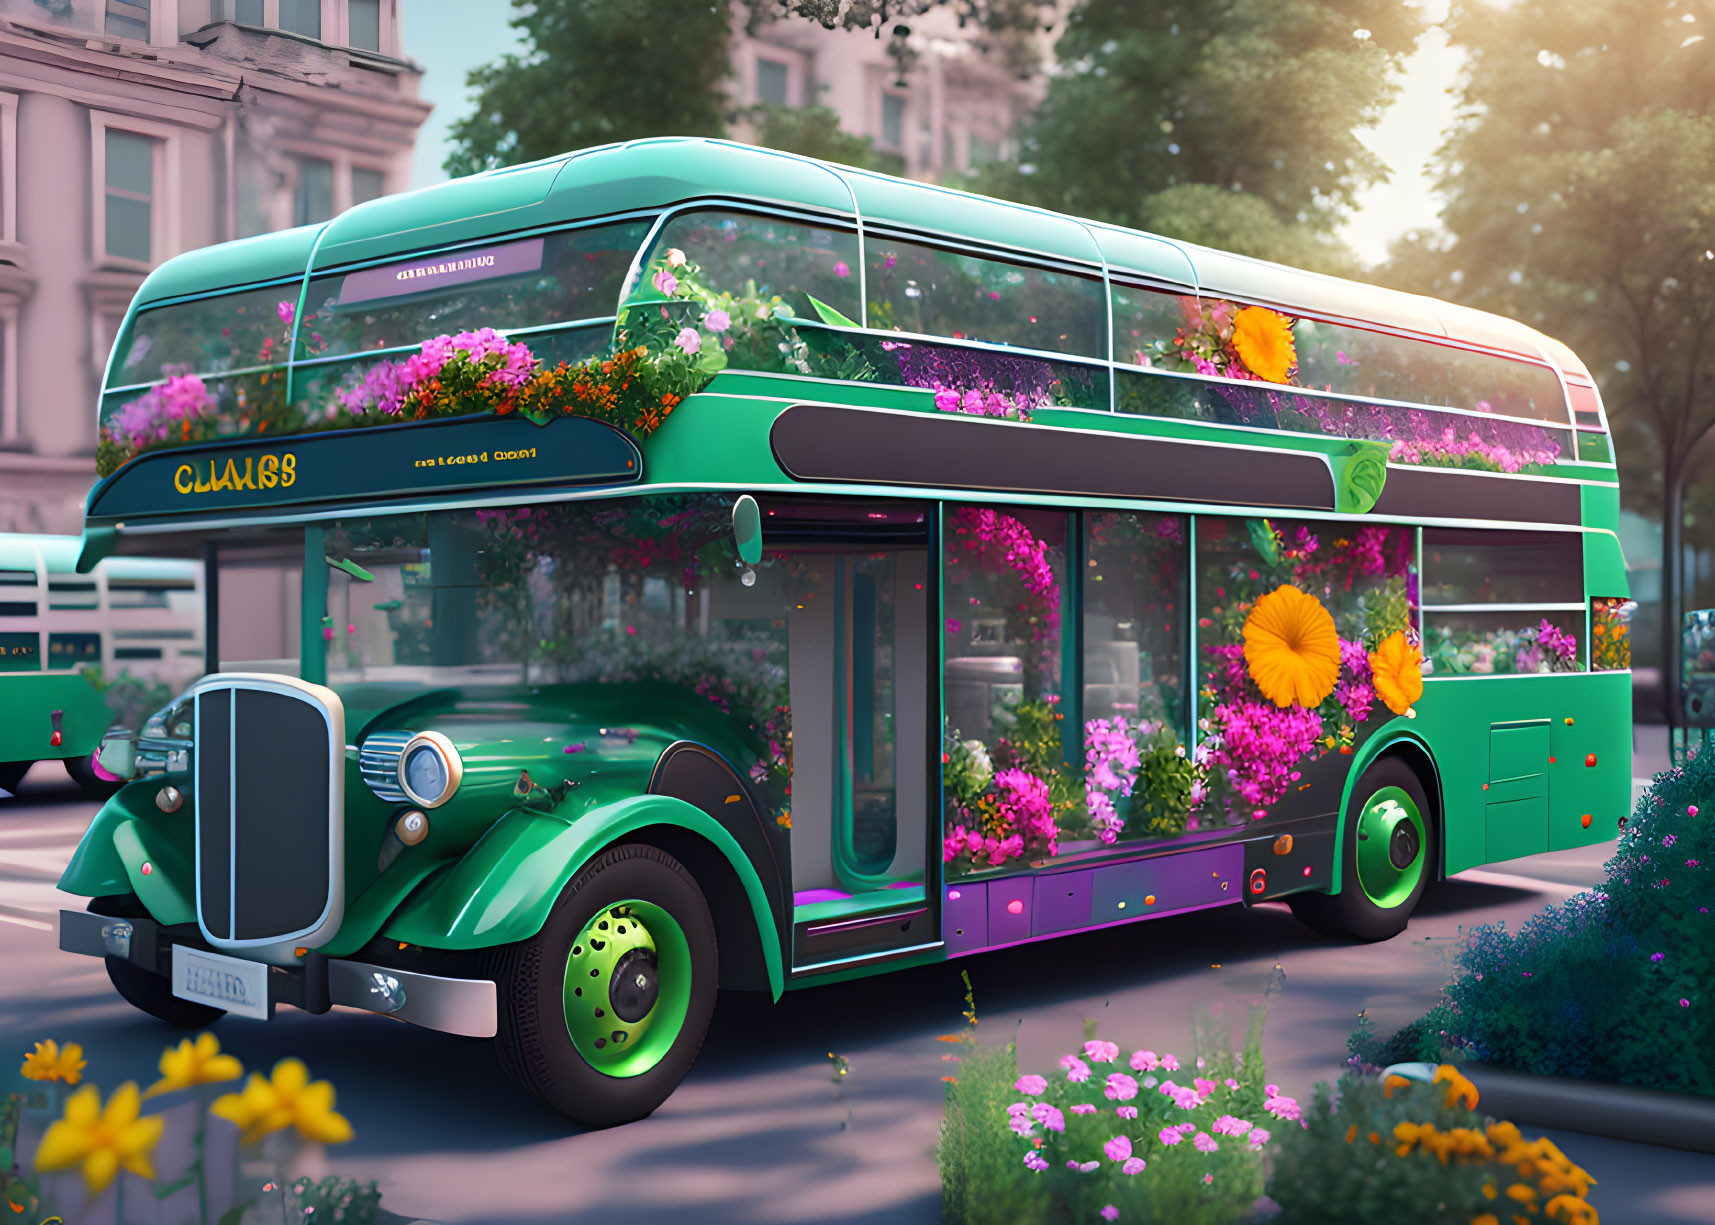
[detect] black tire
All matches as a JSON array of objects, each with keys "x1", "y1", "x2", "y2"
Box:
[
  {"x1": 105, "y1": 955, "x2": 227, "y2": 1029},
  {"x1": 0, "y1": 761, "x2": 31, "y2": 796},
  {"x1": 493, "y1": 843, "x2": 718, "y2": 1128},
  {"x1": 64, "y1": 754, "x2": 123, "y2": 801},
  {"x1": 1288, "y1": 756, "x2": 1437, "y2": 942}
]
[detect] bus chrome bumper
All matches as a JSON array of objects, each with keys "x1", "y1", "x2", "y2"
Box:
[{"x1": 60, "y1": 908, "x2": 496, "y2": 1038}]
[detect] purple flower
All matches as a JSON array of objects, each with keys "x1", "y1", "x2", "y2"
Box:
[
  {"x1": 1681, "y1": 999, "x2": 1691, "y2": 1008},
  {"x1": 1212, "y1": 1115, "x2": 1252, "y2": 1137},
  {"x1": 1652, "y1": 952, "x2": 1666, "y2": 962},
  {"x1": 1031, "y1": 1102, "x2": 1066, "y2": 1133},
  {"x1": 1084, "y1": 1040, "x2": 1121, "y2": 1064},
  {"x1": 277, "y1": 300, "x2": 295, "y2": 326},
  {"x1": 1248, "y1": 1128, "x2": 1271, "y2": 1149},
  {"x1": 1121, "y1": 1157, "x2": 1145, "y2": 1176},
  {"x1": 673, "y1": 327, "x2": 702, "y2": 355},
  {"x1": 1008, "y1": 1112, "x2": 1035, "y2": 1137},
  {"x1": 1116, "y1": 1106, "x2": 1138, "y2": 1120},
  {"x1": 1100, "y1": 1207, "x2": 1119, "y2": 1222},
  {"x1": 1071, "y1": 1104, "x2": 1097, "y2": 1116},
  {"x1": 1104, "y1": 1134, "x2": 1132, "y2": 1162},
  {"x1": 1078, "y1": 1161, "x2": 1100, "y2": 1173},
  {"x1": 1193, "y1": 1131, "x2": 1219, "y2": 1153},
  {"x1": 1104, "y1": 1073, "x2": 1139, "y2": 1101},
  {"x1": 884, "y1": 253, "x2": 897, "y2": 268},
  {"x1": 833, "y1": 260, "x2": 851, "y2": 278},
  {"x1": 1013, "y1": 1074, "x2": 1047, "y2": 1095},
  {"x1": 651, "y1": 268, "x2": 679, "y2": 296},
  {"x1": 1022, "y1": 1151, "x2": 1049, "y2": 1172},
  {"x1": 1157, "y1": 1128, "x2": 1183, "y2": 1146},
  {"x1": 704, "y1": 308, "x2": 731, "y2": 333}
]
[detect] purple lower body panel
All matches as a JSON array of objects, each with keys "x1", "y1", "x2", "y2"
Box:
[{"x1": 942, "y1": 844, "x2": 1246, "y2": 954}]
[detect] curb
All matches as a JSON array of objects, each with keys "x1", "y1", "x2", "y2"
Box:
[{"x1": 1458, "y1": 1063, "x2": 1715, "y2": 1155}]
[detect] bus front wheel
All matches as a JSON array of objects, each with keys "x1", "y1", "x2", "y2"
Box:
[
  {"x1": 65, "y1": 754, "x2": 123, "y2": 801},
  {"x1": 1289, "y1": 757, "x2": 1435, "y2": 942},
  {"x1": 493, "y1": 842, "x2": 718, "y2": 1128}
]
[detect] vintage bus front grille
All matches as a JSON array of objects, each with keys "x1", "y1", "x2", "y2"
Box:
[{"x1": 194, "y1": 679, "x2": 344, "y2": 947}]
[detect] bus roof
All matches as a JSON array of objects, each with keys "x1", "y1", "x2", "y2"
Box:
[{"x1": 130, "y1": 137, "x2": 1565, "y2": 369}]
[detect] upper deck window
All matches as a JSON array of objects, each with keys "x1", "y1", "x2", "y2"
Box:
[
  {"x1": 630, "y1": 210, "x2": 861, "y2": 324},
  {"x1": 110, "y1": 283, "x2": 299, "y2": 387},
  {"x1": 299, "y1": 218, "x2": 652, "y2": 360},
  {"x1": 1113, "y1": 282, "x2": 1572, "y2": 426},
  {"x1": 865, "y1": 237, "x2": 1106, "y2": 358}
]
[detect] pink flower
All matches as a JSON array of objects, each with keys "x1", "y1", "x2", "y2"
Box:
[
  {"x1": 1212, "y1": 1115, "x2": 1252, "y2": 1137},
  {"x1": 1193, "y1": 1077, "x2": 1218, "y2": 1098},
  {"x1": 1193, "y1": 1131, "x2": 1218, "y2": 1153},
  {"x1": 1013, "y1": 1074, "x2": 1047, "y2": 1095},
  {"x1": 1116, "y1": 1106, "x2": 1138, "y2": 1120},
  {"x1": 651, "y1": 268, "x2": 679, "y2": 296},
  {"x1": 1160, "y1": 1054, "x2": 1180, "y2": 1071},
  {"x1": 1104, "y1": 1073, "x2": 1139, "y2": 1101},
  {"x1": 1121, "y1": 1157, "x2": 1146, "y2": 1176},
  {"x1": 933, "y1": 388, "x2": 960, "y2": 411},
  {"x1": 833, "y1": 260, "x2": 851, "y2": 278},
  {"x1": 1157, "y1": 1128, "x2": 1183, "y2": 1146},
  {"x1": 1007, "y1": 1112, "x2": 1034, "y2": 1137},
  {"x1": 1031, "y1": 1102, "x2": 1066, "y2": 1132},
  {"x1": 884, "y1": 253, "x2": 897, "y2": 268},
  {"x1": 1248, "y1": 1128, "x2": 1271, "y2": 1149},
  {"x1": 1104, "y1": 1134, "x2": 1132, "y2": 1162},
  {"x1": 1263, "y1": 1094, "x2": 1301, "y2": 1122},
  {"x1": 1023, "y1": 1151, "x2": 1049, "y2": 1172},
  {"x1": 1059, "y1": 1055, "x2": 1092, "y2": 1083},
  {"x1": 673, "y1": 327, "x2": 702, "y2": 355},
  {"x1": 1204, "y1": 1173, "x2": 1214, "y2": 1186},
  {"x1": 1100, "y1": 1207, "x2": 1119, "y2": 1222},
  {"x1": 1224, "y1": 1078, "x2": 1240, "y2": 1090},
  {"x1": 704, "y1": 308, "x2": 731, "y2": 333},
  {"x1": 1130, "y1": 1050, "x2": 1159, "y2": 1072},
  {"x1": 277, "y1": 300, "x2": 295, "y2": 326},
  {"x1": 1084, "y1": 1040, "x2": 1120, "y2": 1064},
  {"x1": 1071, "y1": 1104, "x2": 1097, "y2": 1115}
]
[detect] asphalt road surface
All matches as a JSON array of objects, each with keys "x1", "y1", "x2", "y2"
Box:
[{"x1": 3, "y1": 739, "x2": 1711, "y2": 1225}]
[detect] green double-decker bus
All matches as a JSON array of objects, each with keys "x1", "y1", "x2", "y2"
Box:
[{"x1": 57, "y1": 138, "x2": 1632, "y2": 1126}]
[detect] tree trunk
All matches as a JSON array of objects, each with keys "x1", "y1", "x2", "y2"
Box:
[{"x1": 1661, "y1": 455, "x2": 1686, "y2": 727}]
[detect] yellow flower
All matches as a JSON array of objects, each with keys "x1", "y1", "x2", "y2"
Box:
[
  {"x1": 1392, "y1": 1121, "x2": 1421, "y2": 1145},
  {"x1": 1545, "y1": 1194, "x2": 1597, "y2": 1224},
  {"x1": 20, "y1": 1040, "x2": 86, "y2": 1085},
  {"x1": 1472, "y1": 1216, "x2": 1499, "y2": 1225},
  {"x1": 1505, "y1": 1183, "x2": 1538, "y2": 1204},
  {"x1": 1369, "y1": 631, "x2": 1425, "y2": 718},
  {"x1": 33, "y1": 1082, "x2": 162, "y2": 1196},
  {"x1": 1434, "y1": 1064, "x2": 1480, "y2": 1112},
  {"x1": 211, "y1": 1058, "x2": 352, "y2": 1147},
  {"x1": 1243, "y1": 584, "x2": 1341, "y2": 708},
  {"x1": 1231, "y1": 305, "x2": 1297, "y2": 383},
  {"x1": 142, "y1": 1033, "x2": 243, "y2": 1099},
  {"x1": 1382, "y1": 1073, "x2": 1413, "y2": 1098},
  {"x1": 1483, "y1": 1181, "x2": 1499, "y2": 1200}
]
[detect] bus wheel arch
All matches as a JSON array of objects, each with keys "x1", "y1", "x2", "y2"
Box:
[{"x1": 1290, "y1": 748, "x2": 1440, "y2": 943}]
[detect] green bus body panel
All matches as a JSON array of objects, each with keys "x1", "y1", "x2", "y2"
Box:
[
  {"x1": 845, "y1": 167, "x2": 1101, "y2": 262},
  {"x1": 1333, "y1": 670, "x2": 1631, "y2": 890},
  {"x1": 0, "y1": 676, "x2": 110, "y2": 763},
  {"x1": 381, "y1": 794, "x2": 784, "y2": 998},
  {"x1": 58, "y1": 785, "x2": 195, "y2": 924},
  {"x1": 1581, "y1": 482, "x2": 1622, "y2": 534},
  {"x1": 113, "y1": 818, "x2": 196, "y2": 926},
  {"x1": 57, "y1": 786, "x2": 144, "y2": 896},
  {"x1": 133, "y1": 225, "x2": 323, "y2": 311}
]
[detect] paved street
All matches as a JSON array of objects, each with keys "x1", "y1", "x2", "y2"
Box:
[{"x1": 2, "y1": 734, "x2": 1711, "y2": 1225}]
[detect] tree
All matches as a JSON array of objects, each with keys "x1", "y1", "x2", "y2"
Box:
[
  {"x1": 445, "y1": 0, "x2": 1057, "y2": 177},
  {"x1": 745, "y1": 103, "x2": 905, "y2": 174},
  {"x1": 1387, "y1": 0, "x2": 1715, "y2": 719},
  {"x1": 965, "y1": 0, "x2": 1419, "y2": 270}
]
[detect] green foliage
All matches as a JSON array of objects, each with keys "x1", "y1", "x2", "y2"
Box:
[
  {"x1": 940, "y1": 1034, "x2": 1050, "y2": 1225},
  {"x1": 944, "y1": 725, "x2": 996, "y2": 810},
  {"x1": 965, "y1": 0, "x2": 1419, "y2": 267},
  {"x1": 1358, "y1": 576, "x2": 1411, "y2": 651},
  {"x1": 287, "y1": 1176, "x2": 382, "y2": 1225},
  {"x1": 746, "y1": 103, "x2": 905, "y2": 175},
  {"x1": 1371, "y1": 746, "x2": 1715, "y2": 1096},
  {"x1": 1134, "y1": 726, "x2": 1196, "y2": 837},
  {"x1": 82, "y1": 666, "x2": 175, "y2": 734},
  {"x1": 1346, "y1": 1009, "x2": 1449, "y2": 1071}
]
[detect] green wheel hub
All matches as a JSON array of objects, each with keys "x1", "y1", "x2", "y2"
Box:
[
  {"x1": 562, "y1": 899, "x2": 692, "y2": 1078},
  {"x1": 1353, "y1": 786, "x2": 1426, "y2": 910}
]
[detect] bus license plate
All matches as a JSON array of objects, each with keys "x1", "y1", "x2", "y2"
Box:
[{"x1": 172, "y1": 946, "x2": 270, "y2": 1020}]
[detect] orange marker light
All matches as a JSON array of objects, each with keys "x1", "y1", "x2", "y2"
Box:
[
  {"x1": 1144, "y1": 894, "x2": 1156, "y2": 905},
  {"x1": 1581, "y1": 814, "x2": 1592, "y2": 828},
  {"x1": 1586, "y1": 753, "x2": 1597, "y2": 767}
]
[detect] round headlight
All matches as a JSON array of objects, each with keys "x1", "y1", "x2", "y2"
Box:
[{"x1": 397, "y1": 731, "x2": 461, "y2": 808}]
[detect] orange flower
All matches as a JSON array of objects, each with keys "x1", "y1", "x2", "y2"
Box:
[
  {"x1": 1243, "y1": 584, "x2": 1341, "y2": 708},
  {"x1": 1231, "y1": 306, "x2": 1297, "y2": 383},
  {"x1": 1370, "y1": 631, "x2": 1425, "y2": 718}
]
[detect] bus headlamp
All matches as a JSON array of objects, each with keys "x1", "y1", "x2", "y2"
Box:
[{"x1": 398, "y1": 731, "x2": 461, "y2": 808}]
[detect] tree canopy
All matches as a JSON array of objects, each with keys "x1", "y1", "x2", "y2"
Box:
[{"x1": 965, "y1": 0, "x2": 1419, "y2": 270}]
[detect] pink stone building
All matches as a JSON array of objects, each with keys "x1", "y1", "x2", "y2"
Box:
[{"x1": 0, "y1": 0, "x2": 429, "y2": 533}]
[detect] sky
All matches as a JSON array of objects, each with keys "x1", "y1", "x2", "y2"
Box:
[{"x1": 401, "y1": 1, "x2": 1464, "y2": 270}]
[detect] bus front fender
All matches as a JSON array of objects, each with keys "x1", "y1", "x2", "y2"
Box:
[
  {"x1": 1330, "y1": 726, "x2": 1442, "y2": 894},
  {"x1": 382, "y1": 794, "x2": 783, "y2": 998}
]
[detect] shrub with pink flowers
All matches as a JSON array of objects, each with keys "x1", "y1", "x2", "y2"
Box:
[{"x1": 939, "y1": 1007, "x2": 1278, "y2": 1225}]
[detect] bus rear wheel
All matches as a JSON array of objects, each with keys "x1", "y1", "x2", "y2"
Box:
[
  {"x1": 1289, "y1": 757, "x2": 1435, "y2": 942},
  {"x1": 0, "y1": 762, "x2": 31, "y2": 796},
  {"x1": 493, "y1": 843, "x2": 717, "y2": 1128}
]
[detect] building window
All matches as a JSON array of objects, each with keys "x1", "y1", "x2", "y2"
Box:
[
  {"x1": 881, "y1": 92, "x2": 905, "y2": 150},
  {"x1": 0, "y1": 313, "x2": 13, "y2": 444},
  {"x1": 105, "y1": 0, "x2": 150, "y2": 40},
  {"x1": 214, "y1": 0, "x2": 263, "y2": 23},
  {"x1": 104, "y1": 129, "x2": 155, "y2": 263},
  {"x1": 348, "y1": 0, "x2": 381, "y2": 50},
  {"x1": 294, "y1": 157, "x2": 334, "y2": 226},
  {"x1": 0, "y1": 92, "x2": 16, "y2": 248},
  {"x1": 756, "y1": 57, "x2": 790, "y2": 106},
  {"x1": 279, "y1": 0, "x2": 320, "y2": 39},
  {"x1": 351, "y1": 165, "x2": 385, "y2": 206}
]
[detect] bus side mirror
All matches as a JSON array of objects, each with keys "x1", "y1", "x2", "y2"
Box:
[{"x1": 732, "y1": 495, "x2": 762, "y2": 567}]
